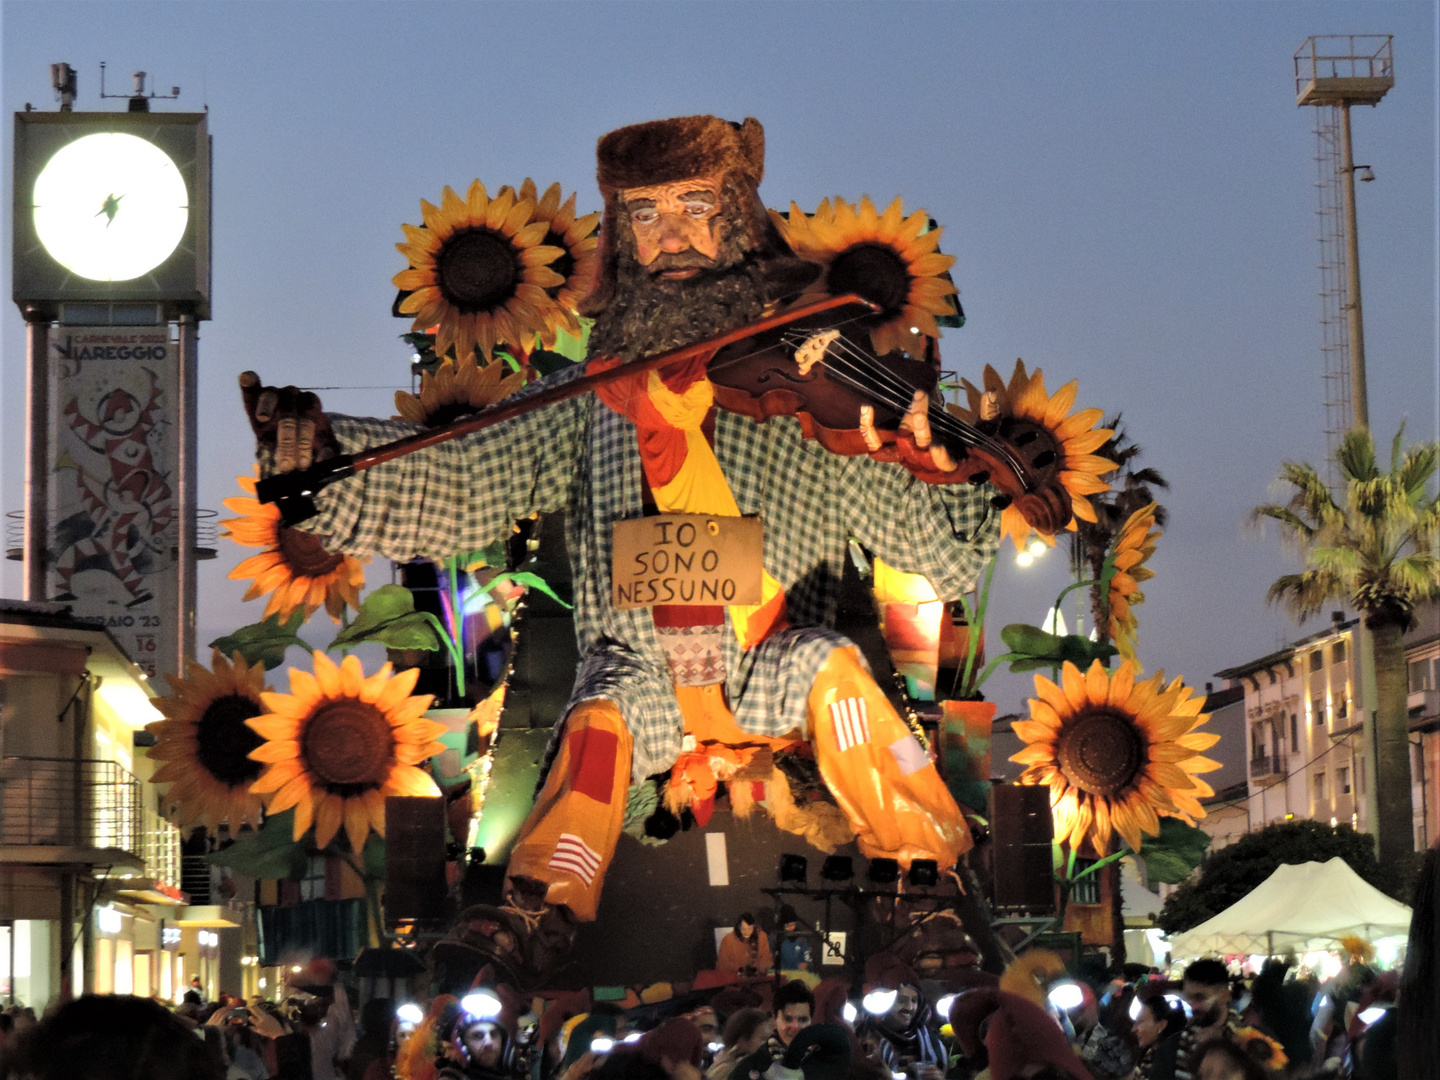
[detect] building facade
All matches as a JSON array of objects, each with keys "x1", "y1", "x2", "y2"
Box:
[{"x1": 0, "y1": 600, "x2": 254, "y2": 1008}]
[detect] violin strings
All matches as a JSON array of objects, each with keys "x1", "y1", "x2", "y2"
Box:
[{"x1": 817, "y1": 335, "x2": 1030, "y2": 481}]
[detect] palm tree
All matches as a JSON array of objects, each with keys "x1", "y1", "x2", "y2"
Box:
[
  {"x1": 1068, "y1": 414, "x2": 1169, "y2": 644},
  {"x1": 1253, "y1": 427, "x2": 1440, "y2": 869}
]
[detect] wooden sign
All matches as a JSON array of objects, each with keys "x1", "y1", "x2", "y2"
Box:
[{"x1": 612, "y1": 514, "x2": 763, "y2": 609}]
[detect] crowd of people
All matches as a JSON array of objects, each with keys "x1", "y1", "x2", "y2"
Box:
[{"x1": 0, "y1": 945, "x2": 1402, "y2": 1080}]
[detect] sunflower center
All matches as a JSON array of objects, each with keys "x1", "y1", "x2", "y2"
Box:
[
  {"x1": 301, "y1": 700, "x2": 394, "y2": 791},
  {"x1": 437, "y1": 228, "x2": 521, "y2": 312},
  {"x1": 827, "y1": 243, "x2": 911, "y2": 319},
  {"x1": 543, "y1": 230, "x2": 576, "y2": 296},
  {"x1": 1055, "y1": 708, "x2": 1144, "y2": 797},
  {"x1": 194, "y1": 694, "x2": 266, "y2": 787},
  {"x1": 278, "y1": 526, "x2": 345, "y2": 578}
]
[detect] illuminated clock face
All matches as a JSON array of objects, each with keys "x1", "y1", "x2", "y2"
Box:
[{"x1": 32, "y1": 132, "x2": 189, "y2": 282}]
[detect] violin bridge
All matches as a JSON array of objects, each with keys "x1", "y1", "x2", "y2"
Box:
[{"x1": 792, "y1": 329, "x2": 842, "y2": 377}]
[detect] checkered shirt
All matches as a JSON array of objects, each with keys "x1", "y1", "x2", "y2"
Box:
[{"x1": 302, "y1": 363, "x2": 999, "y2": 781}]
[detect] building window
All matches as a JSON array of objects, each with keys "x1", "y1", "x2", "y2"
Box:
[
  {"x1": 1252, "y1": 727, "x2": 1265, "y2": 758},
  {"x1": 1310, "y1": 651, "x2": 1324, "y2": 672},
  {"x1": 1070, "y1": 858, "x2": 1101, "y2": 904},
  {"x1": 1337, "y1": 697, "x2": 1349, "y2": 720},
  {"x1": 299, "y1": 855, "x2": 326, "y2": 901},
  {"x1": 1338, "y1": 767, "x2": 1350, "y2": 794},
  {"x1": 1332, "y1": 641, "x2": 1346, "y2": 664},
  {"x1": 1411, "y1": 659, "x2": 1437, "y2": 692},
  {"x1": 1291, "y1": 713, "x2": 1299, "y2": 745},
  {"x1": 1415, "y1": 743, "x2": 1425, "y2": 774},
  {"x1": 1314, "y1": 772, "x2": 1328, "y2": 802},
  {"x1": 1313, "y1": 697, "x2": 1326, "y2": 725}
]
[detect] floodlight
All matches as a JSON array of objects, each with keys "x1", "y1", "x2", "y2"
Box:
[
  {"x1": 1358, "y1": 166, "x2": 1375, "y2": 182},
  {"x1": 1047, "y1": 981, "x2": 1084, "y2": 1011},
  {"x1": 397, "y1": 1003, "x2": 424, "y2": 1025},
  {"x1": 624, "y1": 1032, "x2": 643, "y2": 1044},
  {"x1": 907, "y1": 859, "x2": 939, "y2": 887},
  {"x1": 1128, "y1": 996, "x2": 1144, "y2": 1021},
  {"x1": 1359, "y1": 1005, "x2": 1388, "y2": 1026},
  {"x1": 842, "y1": 1002, "x2": 858, "y2": 1024},
  {"x1": 821, "y1": 855, "x2": 854, "y2": 882},
  {"x1": 779, "y1": 854, "x2": 809, "y2": 883},
  {"x1": 1165, "y1": 993, "x2": 1191, "y2": 1019},
  {"x1": 867, "y1": 858, "x2": 900, "y2": 885},
  {"x1": 935, "y1": 995, "x2": 956, "y2": 1020},
  {"x1": 708, "y1": 1042, "x2": 724, "y2": 1054},
  {"x1": 461, "y1": 990, "x2": 502, "y2": 1020},
  {"x1": 591, "y1": 1037, "x2": 615, "y2": 1054},
  {"x1": 863, "y1": 988, "x2": 898, "y2": 1015}
]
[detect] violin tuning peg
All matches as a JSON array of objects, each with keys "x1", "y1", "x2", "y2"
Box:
[
  {"x1": 989, "y1": 494, "x2": 1012, "y2": 511},
  {"x1": 967, "y1": 471, "x2": 991, "y2": 487}
]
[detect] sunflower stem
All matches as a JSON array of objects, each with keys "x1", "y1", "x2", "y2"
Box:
[
  {"x1": 446, "y1": 556, "x2": 466, "y2": 701},
  {"x1": 957, "y1": 555, "x2": 999, "y2": 698},
  {"x1": 1052, "y1": 578, "x2": 1100, "y2": 620}
]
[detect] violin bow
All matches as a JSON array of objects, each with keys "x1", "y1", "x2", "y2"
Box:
[{"x1": 256, "y1": 292, "x2": 881, "y2": 525}]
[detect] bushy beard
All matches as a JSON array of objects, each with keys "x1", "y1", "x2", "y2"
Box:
[{"x1": 587, "y1": 205, "x2": 768, "y2": 363}]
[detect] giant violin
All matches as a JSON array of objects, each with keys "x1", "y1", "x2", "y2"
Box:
[{"x1": 255, "y1": 292, "x2": 1072, "y2": 535}]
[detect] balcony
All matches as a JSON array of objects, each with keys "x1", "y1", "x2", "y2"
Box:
[
  {"x1": 1249, "y1": 754, "x2": 1286, "y2": 786},
  {"x1": 0, "y1": 756, "x2": 145, "y2": 871},
  {"x1": 114, "y1": 806, "x2": 187, "y2": 905}
]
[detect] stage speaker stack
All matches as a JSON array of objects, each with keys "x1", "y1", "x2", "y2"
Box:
[
  {"x1": 384, "y1": 796, "x2": 447, "y2": 925},
  {"x1": 988, "y1": 783, "x2": 1056, "y2": 914}
]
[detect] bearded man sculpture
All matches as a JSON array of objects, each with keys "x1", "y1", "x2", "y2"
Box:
[{"x1": 241, "y1": 115, "x2": 999, "y2": 986}]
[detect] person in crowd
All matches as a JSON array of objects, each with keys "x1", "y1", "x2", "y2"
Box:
[
  {"x1": 775, "y1": 908, "x2": 817, "y2": 975},
  {"x1": 708, "y1": 1008, "x2": 773, "y2": 1080},
  {"x1": 346, "y1": 997, "x2": 398, "y2": 1080},
  {"x1": 874, "y1": 982, "x2": 944, "y2": 1080},
  {"x1": 294, "y1": 985, "x2": 357, "y2": 1080},
  {"x1": 442, "y1": 1009, "x2": 517, "y2": 1080},
  {"x1": 738, "y1": 981, "x2": 814, "y2": 1079},
  {"x1": 756, "y1": 1024, "x2": 852, "y2": 1080},
  {"x1": 946, "y1": 988, "x2": 1094, "y2": 1080},
  {"x1": 1190, "y1": 1040, "x2": 1265, "y2": 1080},
  {"x1": 1077, "y1": 983, "x2": 1134, "y2": 1080},
  {"x1": 1130, "y1": 994, "x2": 1184, "y2": 1080},
  {"x1": 718, "y1": 914, "x2": 773, "y2": 977},
  {"x1": 1, "y1": 994, "x2": 224, "y2": 1080},
  {"x1": 1174, "y1": 960, "x2": 1241, "y2": 1080},
  {"x1": 1310, "y1": 947, "x2": 1377, "y2": 1068},
  {"x1": 686, "y1": 1006, "x2": 721, "y2": 1046}
]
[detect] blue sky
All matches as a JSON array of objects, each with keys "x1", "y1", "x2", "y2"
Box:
[{"x1": 2, "y1": 1, "x2": 1436, "y2": 712}]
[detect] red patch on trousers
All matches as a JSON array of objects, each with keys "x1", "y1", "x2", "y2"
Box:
[{"x1": 567, "y1": 726, "x2": 620, "y2": 804}]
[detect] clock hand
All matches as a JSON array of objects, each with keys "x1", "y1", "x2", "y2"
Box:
[{"x1": 95, "y1": 193, "x2": 123, "y2": 227}]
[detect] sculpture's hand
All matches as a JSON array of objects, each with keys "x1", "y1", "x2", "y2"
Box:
[
  {"x1": 239, "y1": 371, "x2": 338, "y2": 473},
  {"x1": 859, "y1": 390, "x2": 959, "y2": 477}
]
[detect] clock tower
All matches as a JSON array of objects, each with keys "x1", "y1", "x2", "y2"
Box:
[{"x1": 12, "y1": 70, "x2": 212, "y2": 681}]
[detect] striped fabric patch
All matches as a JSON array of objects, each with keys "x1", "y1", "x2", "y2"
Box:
[
  {"x1": 548, "y1": 833, "x2": 602, "y2": 885},
  {"x1": 829, "y1": 697, "x2": 870, "y2": 752}
]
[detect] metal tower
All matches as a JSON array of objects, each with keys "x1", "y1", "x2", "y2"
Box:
[{"x1": 1294, "y1": 35, "x2": 1393, "y2": 474}]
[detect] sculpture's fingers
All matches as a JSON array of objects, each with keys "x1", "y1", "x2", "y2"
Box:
[
  {"x1": 859, "y1": 405, "x2": 882, "y2": 452},
  {"x1": 275, "y1": 417, "x2": 298, "y2": 473},
  {"x1": 296, "y1": 419, "x2": 315, "y2": 470}
]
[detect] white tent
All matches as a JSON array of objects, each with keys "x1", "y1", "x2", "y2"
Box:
[{"x1": 1168, "y1": 857, "x2": 1413, "y2": 957}]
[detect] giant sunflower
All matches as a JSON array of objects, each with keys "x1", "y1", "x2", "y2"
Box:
[
  {"x1": 516, "y1": 178, "x2": 600, "y2": 347},
  {"x1": 1107, "y1": 503, "x2": 1160, "y2": 662},
  {"x1": 222, "y1": 474, "x2": 367, "y2": 622},
  {"x1": 146, "y1": 650, "x2": 269, "y2": 830},
  {"x1": 247, "y1": 652, "x2": 446, "y2": 852},
  {"x1": 1010, "y1": 660, "x2": 1221, "y2": 853},
  {"x1": 772, "y1": 196, "x2": 959, "y2": 356},
  {"x1": 954, "y1": 360, "x2": 1118, "y2": 550},
  {"x1": 393, "y1": 355, "x2": 528, "y2": 428},
  {"x1": 393, "y1": 181, "x2": 566, "y2": 362}
]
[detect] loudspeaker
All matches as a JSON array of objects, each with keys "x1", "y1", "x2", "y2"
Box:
[
  {"x1": 988, "y1": 783, "x2": 1056, "y2": 914},
  {"x1": 385, "y1": 796, "x2": 447, "y2": 926}
]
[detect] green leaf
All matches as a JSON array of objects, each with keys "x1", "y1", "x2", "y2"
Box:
[
  {"x1": 328, "y1": 584, "x2": 449, "y2": 652},
  {"x1": 206, "y1": 810, "x2": 309, "y2": 880},
  {"x1": 488, "y1": 570, "x2": 573, "y2": 609},
  {"x1": 209, "y1": 611, "x2": 309, "y2": 670},
  {"x1": 1135, "y1": 817, "x2": 1211, "y2": 884},
  {"x1": 1001, "y1": 623, "x2": 1061, "y2": 657}
]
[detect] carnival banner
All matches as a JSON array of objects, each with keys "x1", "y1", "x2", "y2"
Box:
[{"x1": 48, "y1": 326, "x2": 178, "y2": 681}]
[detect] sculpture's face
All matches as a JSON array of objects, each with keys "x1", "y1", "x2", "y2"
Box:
[{"x1": 621, "y1": 174, "x2": 723, "y2": 275}]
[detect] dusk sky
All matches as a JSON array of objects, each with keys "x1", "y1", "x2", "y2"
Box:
[{"x1": 2, "y1": 1, "x2": 1436, "y2": 716}]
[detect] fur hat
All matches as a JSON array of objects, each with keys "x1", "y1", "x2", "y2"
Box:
[
  {"x1": 581, "y1": 115, "x2": 814, "y2": 317},
  {"x1": 596, "y1": 115, "x2": 764, "y2": 194}
]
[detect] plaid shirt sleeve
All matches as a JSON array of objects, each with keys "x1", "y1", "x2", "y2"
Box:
[
  {"x1": 837, "y1": 454, "x2": 1001, "y2": 600},
  {"x1": 297, "y1": 366, "x2": 591, "y2": 562}
]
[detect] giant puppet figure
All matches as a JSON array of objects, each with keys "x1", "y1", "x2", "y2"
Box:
[{"x1": 242, "y1": 116, "x2": 1021, "y2": 984}]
